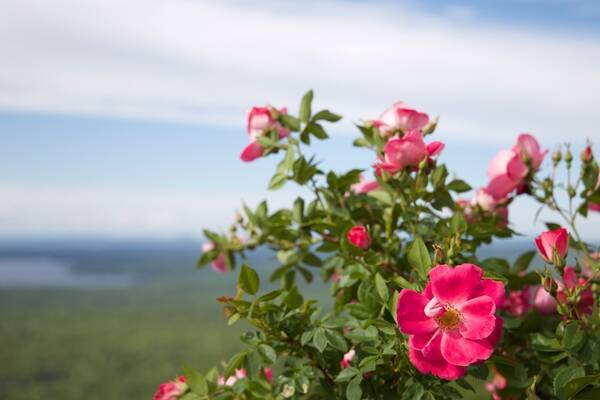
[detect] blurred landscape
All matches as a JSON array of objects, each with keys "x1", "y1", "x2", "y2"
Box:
[{"x1": 0, "y1": 238, "x2": 534, "y2": 399}]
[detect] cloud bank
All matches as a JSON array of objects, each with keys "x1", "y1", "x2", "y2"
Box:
[{"x1": 2, "y1": 0, "x2": 600, "y2": 144}]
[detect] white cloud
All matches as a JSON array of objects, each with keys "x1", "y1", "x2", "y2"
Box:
[{"x1": 1, "y1": 0, "x2": 600, "y2": 145}]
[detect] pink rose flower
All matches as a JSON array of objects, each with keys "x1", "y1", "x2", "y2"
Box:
[
  {"x1": 340, "y1": 348, "x2": 356, "y2": 369},
  {"x1": 397, "y1": 264, "x2": 505, "y2": 380},
  {"x1": 503, "y1": 286, "x2": 531, "y2": 316},
  {"x1": 240, "y1": 106, "x2": 289, "y2": 162},
  {"x1": 376, "y1": 130, "x2": 429, "y2": 174},
  {"x1": 374, "y1": 101, "x2": 429, "y2": 137},
  {"x1": 533, "y1": 285, "x2": 557, "y2": 314},
  {"x1": 154, "y1": 376, "x2": 187, "y2": 400},
  {"x1": 513, "y1": 133, "x2": 547, "y2": 170},
  {"x1": 350, "y1": 176, "x2": 380, "y2": 195},
  {"x1": 201, "y1": 242, "x2": 228, "y2": 273},
  {"x1": 486, "y1": 134, "x2": 546, "y2": 199},
  {"x1": 426, "y1": 141, "x2": 445, "y2": 158},
  {"x1": 347, "y1": 225, "x2": 371, "y2": 249},
  {"x1": 218, "y1": 368, "x2": 247, "y2": 386},
  {"x1": 263, "y1": 367, "x2": 273, "y2": 383},
  {"x1": 534, "y1": 228, "x2": 569, "y2": 264}
]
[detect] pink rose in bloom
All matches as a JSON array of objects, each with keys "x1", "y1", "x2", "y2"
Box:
[
  {"x1": 347, "y1": 225, "x2": 371, "y2": 249},
  {"x1": 218, "y1": 368, "x2": 247, "y2": 386},
  {"x1": 240, "y1": 106, "x2": 289, "y2": 162},
  {"x1": 396, "y1": 264, "x2": 505, "y2": 380},
  {"x1": 154, "y1": 376, "x2": 187, "y2": 400},
  {"x1": 534, "y1": 228, "x2": 569, "y2": 264},
  {"x1": 201, "y1": 242, "x2": 228, "y2": 273},
  {"x1": 263, "y1": 367, "x2": 273, "y2": 383},
  {"x1": 350, "y1": 175, "x2": 380, "y2": 195},
  {"x1": 503, "y1": 287, "x2": 531, "y2": 316},
  {"x1": 486, "y1": 134, "x2": 546, "y2": 199},
  {"x1": 374, "y1": 101, "x2": 429, "y2": 137},
  {"x1": 340, "y1": 348, "x2": 356, "y2": 369},
  {"x1": 376, "y1": 130, "x2": 429, "y2": 174}
]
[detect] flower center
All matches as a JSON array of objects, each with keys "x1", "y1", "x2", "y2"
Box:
[{"x1": 436, "y1": 306, "x2": 461, "y2": 330}]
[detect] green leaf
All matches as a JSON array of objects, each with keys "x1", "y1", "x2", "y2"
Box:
[
  {"x1": 258, "y1": 344, "x2": 277, "y2": 364},
  {"x1": 554, "y1": 367, "x2": 585, "y2": 398},
  {"x1": 312, "y1": 109, "x2": 342, "y2": 122},
  {"x1": 563, "y1": 374, "x2": 600, "y2": 399},
  {"x1": 268, "y1": 172, "x2": 287, "y2": 190},
  {"x1": 313, "y1": 328, "x2": 328, "y2": 353},
  {"x1": 513, "y1": 250, "x2": 536, "y2": 273},
  {"x1": 563, "y1": 322, "x2": 585, "y2": 350},
  {"x1": 238, "y1": 264, "x2": 260, "y2": 295},
  {"x1": 300, "y1": 330, "x2": 314, "y2": 346},
  {"x1": 224, "y1": 352, "x2": 247, "y2": 379},
  {"x1": 335, "y1": 367, "x2": 360, "y2": 382},
  {"x1": 299, "y1": 89, "x2": 313, "y2": 122},
  {"x1": 305, "y1": 122, "x2": 328, "y2": 139},
  {"x1": 407, "y1": 238, "x2": 432, "y2": 280},
  {"x1": 374, "y1": 273, "x2": 389, "y2": 302},
  {"x1": 324, "y1": 329, "x2": 348, "y2": 352},
  {"x1": 258, "y1": 289, "x2": 283, "y2": 302},
  {"x1": 346, "y1": 377, "x2": 363, "y2": 400},
  {"x1": 446, "y1": 179, "x2": 472, "y2": 192},
  {"x1": 182, "y1": 365, "x2": 208, "y2": 395},
  {"x1": 280, "y1": 114, "x2": 301, "y2": 131},
  {"x1": 293, "y1": 197, "x2": 304, "y2": 222}
]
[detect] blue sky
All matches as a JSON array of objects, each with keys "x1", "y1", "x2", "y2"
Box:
[{"x1": 1, "y1": 0, "x2": 599, "y2": 240}]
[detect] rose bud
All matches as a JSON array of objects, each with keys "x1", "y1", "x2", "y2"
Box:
[
  {"x1": 534, "y1": 228, "x2": 569, "y2": 267},
  {"x1": 347, "y1": 225, "x2": 371, "y2": 249}
]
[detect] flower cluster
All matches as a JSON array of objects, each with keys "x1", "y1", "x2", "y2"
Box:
[{"x1": 240, "y1": 106, "x2": 289, "y2": 162}]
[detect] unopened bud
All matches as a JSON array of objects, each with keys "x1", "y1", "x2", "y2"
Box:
[
  {"x1": 567, "y1": 185, "x2": 576, "y2": 198},
  {"x1": 552, "y1": 149, "x2": 562, "y2": 165},
  {"x1": 581, "y1": 145, "x2": 593, "y2": 162},
  {"x1": 543, "y1": 178, "x2": 553, "y2": 193},
  {"x1": 564, "y1": 149, "x2": 573, "y2": 164}
]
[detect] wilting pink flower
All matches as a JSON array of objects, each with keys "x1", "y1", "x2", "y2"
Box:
[
  {"x1": 486, "y1": 134, "x2": 546, "y2": 199},
  {"x1": 240, "y1": 106, "x2": 289, "y2": 162},
  {"x1": 485, "y1": 368, "x2": 507, "y2": 400},
  {"x1": 397, "y1": 264, "x2": 504, "y2": 380},
  {"x1": 263, "y1": 368, "x2": 273, "y2": 383},
  {"x1": 218, "y1": 368, "x2": 247, "y2": 386},
  {"x1": 201, "y1": 242, "x2": 228, "y2": 273},
  {"x1": 534, "y1": 228, "x2": 569, "y2": 264},
  {"x1": 154, "y1": 376, "x2": 187, "y2": 400},
  {"x1": 347, "y1": 225, "x2": 371, "y2": 249},
  {"x1": 533, "y1": 267, "x2": 593, "y2": 316},
  {"x1": 350, "y1": 176, "x2": 380, "y2": 195},
  {"x1": 503, "y1": 287, "x2": 531, "y2": 316},
  {"x1": 340, "y1": 348, "x2": 356, "y2": 369},
  {"x1": 374, "y1": 102, "x2": 429, "y2": 137}
]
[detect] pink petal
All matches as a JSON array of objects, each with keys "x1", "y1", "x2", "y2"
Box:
[
  {"x1": 408, "y1": 339, "x2": 466, "y2": 381},
  {"x1": 485, "y1": 317, "x2": 503, "y2": 347},
  {"x1": 506, "y1": 154, "x2": 528, "y2": 180},
  {"x1": 441, "y1": 330, "x2": 494, "y2": 366},
  {"x1": 240, "y1": 141, "x2": 265, "y2": 162},
  {"x1": 430, "y1": 264, "x2": 483, "y2": 306},
  {"x1": 563, "y1": 266, "x2": 578, "y2": 290},
  {"x1": 486, "y1": 174, "x2": 518, "y2": 199},
  {"x1": 396, "y1": 289, "x2": 438, "y2": 335},
  {"x1": 475, "y1": 279, "x2": 506, "y2": 308},
  {"x1": 555, "y1": 228, "x2": 569, "y2": 258},
  {"x1": 458, "y1": 296, "x2": 497, "y2": 340},
  {"x1": 487, "y1": 150, "x2": 514, "y2": 180},
  {"x1": 427, "y1": 141, "x2": 445, "y2": 157},
  {"x1": 533, "y1": 286, "x2": 557, "y2": 314},
  {"x1": 534, "y1": 235, "x2": 550, "y2": 262}
]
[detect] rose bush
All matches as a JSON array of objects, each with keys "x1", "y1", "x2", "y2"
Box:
[{"x1": 156, "y1": 91, "x2": 599, "y2": 399}]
